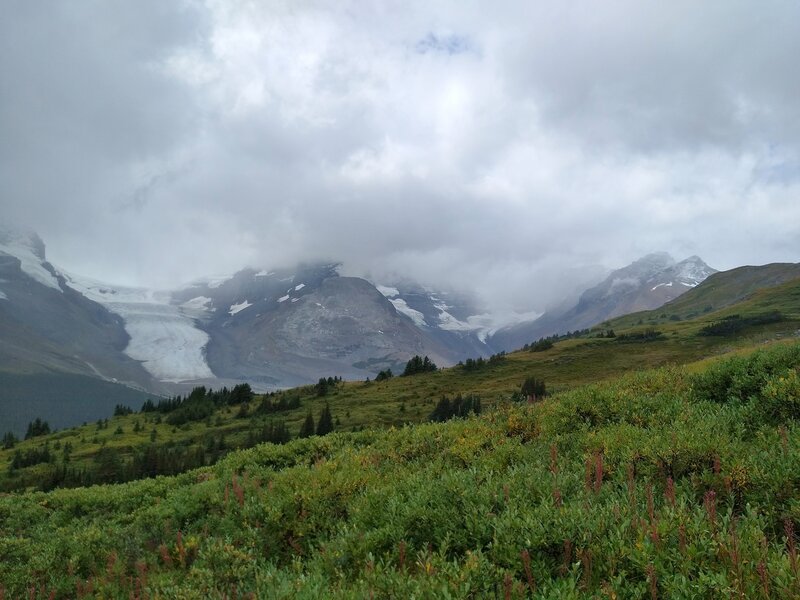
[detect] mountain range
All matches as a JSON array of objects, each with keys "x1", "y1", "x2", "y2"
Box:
[{"x1": 10, "y1": 225, "x2": 790, "y2": 432}]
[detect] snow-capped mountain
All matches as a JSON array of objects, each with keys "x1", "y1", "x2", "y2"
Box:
[
  {"x1": 0, "y1": 227, "x2": 163, "y2": 433},
  {"x1": 169, "y1": 265, "x2": 454, "y2": 387},
  {"x1": 490, "y1": 253, "x2": 717, "y2": 350}
]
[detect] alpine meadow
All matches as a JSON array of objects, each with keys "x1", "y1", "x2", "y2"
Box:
[{"x1": 2, "y1": 2, "x2": 800, "y2": 598}]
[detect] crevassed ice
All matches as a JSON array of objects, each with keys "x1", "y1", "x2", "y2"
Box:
[{"x1": 62, "y1": 273, "x2": 215, "y2": 382}]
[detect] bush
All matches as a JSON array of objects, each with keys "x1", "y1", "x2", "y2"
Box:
[
  {"x1": 616, "y1": 329, "x2": 664, "y2": 343},
  {"x1": 429, "y1": 394, "x2": 481, "y2": 422},
  {"x1": 530, "y1": 338, "x2": 554, "y2": 352},
  {"x1": 698, "y1": 311, "x2": 785, "y2": 337},
  {"x1": 690, "y1": 343, "x2": 800, "y2": 405}
]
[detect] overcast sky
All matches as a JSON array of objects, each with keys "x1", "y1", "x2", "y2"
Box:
[{"x1": 2, "y1": 1, "x2": 799, "y2": 311}]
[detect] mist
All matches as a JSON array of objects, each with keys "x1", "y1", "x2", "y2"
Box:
[{"x1": 2, "y1": 1, "x2": 799, "y2": 312}]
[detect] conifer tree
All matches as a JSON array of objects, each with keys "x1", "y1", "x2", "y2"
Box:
[
  {"x1": 316, "y1": 403, "x2": 334, "y2": 436},
  {"x1": 299, "y1": 411, "x2": 315, "y2": 438},
  {"x1": 2, "y1": 431, "x2": 17, "y2": 449}
]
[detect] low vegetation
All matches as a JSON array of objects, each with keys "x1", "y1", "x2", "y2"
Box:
[
  {"x1": 0, "y1": 275, "x2": 798, "y2": 596},
  {"x1": 1, "y1": 342, "x2": 799, "y2": 597}
]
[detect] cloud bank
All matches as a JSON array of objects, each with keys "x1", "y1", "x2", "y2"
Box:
[{"x1": 2, "y1": 0, "x2": 799, "y2": 310}]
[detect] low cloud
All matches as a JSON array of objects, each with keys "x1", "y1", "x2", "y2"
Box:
[{"x1": 2, "y1": 1, "x2": 799, "y2": 311}]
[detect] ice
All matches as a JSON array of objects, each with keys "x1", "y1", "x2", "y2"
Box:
[
  {"x1": 0, "y1": 227, "x2": 62, "y2": 291},
  {"x1": 294, "y1": 283, "x2": 305, "y2": 291},
  {"x1": 255, "y1": 270, "x2": 274, "y2": 277},
  {"x1": 433, "y1": 301, "x2": 541, "y2": 343},
  {"x1": 376, "y1": 285, "x2": 400, "y2": 298},
  {"x1": 228, "y1": 300, "x2": 252, "y2": 315},
  {"x1": 278, "y1": 295, "x2": 290, "y2": 303},
  {"x1": 389, "y1": 298, "x2": 427, "y2": 327},
  {"x1": 62, "y1": 272, "x2": 215, "y2": 382}
]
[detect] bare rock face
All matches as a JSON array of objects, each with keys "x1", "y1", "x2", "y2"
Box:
[{"x1": 198, "y1": 274, "x2": 453, "y2": 387}]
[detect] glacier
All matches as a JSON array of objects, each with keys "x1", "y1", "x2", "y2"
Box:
[{"x1": 62, "y1": 273, "x2": 215, "y2": 382}]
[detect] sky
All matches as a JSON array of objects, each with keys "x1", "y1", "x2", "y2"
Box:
[{"x1": 2, "y1": 0, "x2": 800, "y2": 312}]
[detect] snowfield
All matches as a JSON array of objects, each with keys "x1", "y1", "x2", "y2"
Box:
[
  {"x1": 228, "y1": 300, "x2": 252, "y2": 315},
  {"x1": 389, "y1": 298, "x2": 427, "y2": 327},
  {"x1": 376, "y1": 285, "x2": 400, "y2": 298},
  {"x1": 62, "y1": 274, "x2": 215, "y2": 382}
]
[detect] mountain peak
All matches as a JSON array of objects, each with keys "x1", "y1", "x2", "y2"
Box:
[
  {"x1": 0, "y1": 226, "x2": 61, "y2": 291},
  {"x1": 0, "y1": 225, "x2": 47, "y2": 261},
  {"x1": 634, "y1": 252, "x2": 676, "y2": 269}
]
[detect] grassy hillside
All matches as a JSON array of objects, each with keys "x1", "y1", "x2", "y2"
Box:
[
  {"x1": 1, "y1": 341, "x2": 799, "y2": 598},
  {"x1": 2, "y1": 275, "x2": 799, "y2": 493},
  {"x1": 605, "y1": 264, "x2": 800, "y2": 330}
]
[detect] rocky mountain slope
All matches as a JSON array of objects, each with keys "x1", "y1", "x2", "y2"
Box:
[
  {"x1": 0, "y1": 228, "x2": 159, "y2": 433},
  {"x1": 172, "y1": 266, "x2": 454, "y2": 387},
  {"x1": 0, "y1": 227, "x2": 158, "y2": 389}
]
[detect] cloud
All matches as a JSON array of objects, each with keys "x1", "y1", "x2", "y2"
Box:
[{"x1": 1, "y1": 1, "x2": 799, "y2": 310}]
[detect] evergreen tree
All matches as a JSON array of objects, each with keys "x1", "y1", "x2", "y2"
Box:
[
  {"x1": 1, "y1": 431, "x2": 17, "y2": 450},
  {"x1": 299, "y1": 411, "x2": 315, "y2": 438},
  {"x1": 25, "y1": 418, "x2": 50, "y2": 439},
  {"x1": 521, "y1": 376, "x2": 547, "y2": 401},
  {"x1": 229, "y1": 383, "x2": 254, "y2": 405},
  {"x1": 402, "y1": 355, "x2": 437, "y2": 376},
  {"x1": 316, "y1": 403, "x2": 334, "y2": 436},
  {"x1": 375, "y1": 369, "x2": 393, "y2": 381}
]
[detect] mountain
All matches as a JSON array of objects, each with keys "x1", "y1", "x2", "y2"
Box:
[
  {"x1": 171, "y1": 266, "x2": 455, "y2": 387},
  {"x1": 490, "y1": 253, "x2": 716, "y2": 350},
  {"x1": 606, "y1": 261, "x2": 800, "y2": 329},
  {"x1": 0, "y1": 227, "x2": 158, "y2": 433}
]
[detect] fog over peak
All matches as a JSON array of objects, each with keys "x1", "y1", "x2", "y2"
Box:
[{"x1": 2, "y1": 1, "x2": 799, "y2": 312}]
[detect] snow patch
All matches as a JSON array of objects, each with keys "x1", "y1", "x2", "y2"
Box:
[
  {"x1": 0, "y1": 228, "x2": 62, "y2": 291},
  {"x1": 0, "y1": 290, "x2": 7, "y2": 300},
  {"x1": 179, "y1": 296, "x2": 213, "y2": 318},
  {"x1": 291, "y1": 297, "x2": 299, "y2": 303},
  {"x1": 651, "y1": 282, "x2": 674, "y2": 291},
  {"x1": 376, "y1": 285, "x2": 400, "y2": 298},
  {"x1": 278, "y1": 295, "x2": 290, "y2": 303},
  {"x1": 228, "y1": 300, "x2": 252, "y2": 315},
  {"x1": 255, "y1": 270, "x2": 274, "y2": 277},
  {"x1": 294, "y1": 283, "x2": 305, "y2": 291},
  {"x1": 389, "y1": 298, "x2": 427, "y2": 327}
]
